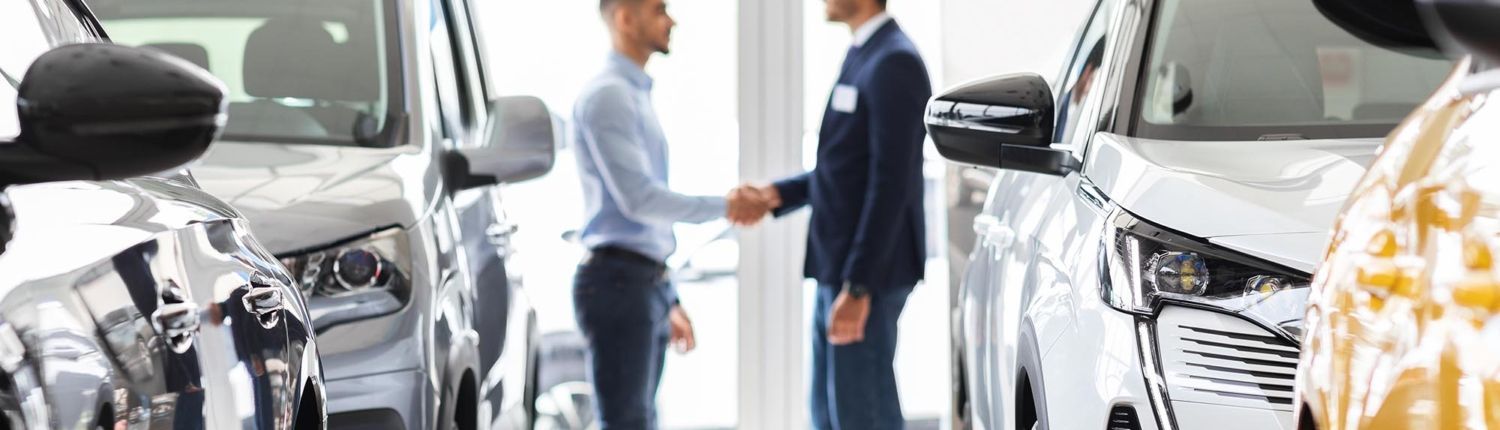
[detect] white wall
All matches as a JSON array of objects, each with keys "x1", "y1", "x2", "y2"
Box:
[{"x1": 938, "y1": 0, "x2": 1096, "y2": 87}]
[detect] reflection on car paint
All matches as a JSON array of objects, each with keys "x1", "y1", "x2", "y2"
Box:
[{"x1": 1298, "y1": 56, "x2": 1500, "y2": 428}]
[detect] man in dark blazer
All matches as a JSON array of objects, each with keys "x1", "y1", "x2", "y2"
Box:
[{"x1": 730, "y1": 0, "x2": 931, "y2": 427}]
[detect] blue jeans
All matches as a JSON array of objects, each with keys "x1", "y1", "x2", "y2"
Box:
[
  {"x1": 572, "y1": 254, "x2": 675, "y2": 430},
  {"x1": 811, "y1": 284, "x2": 914, "y2": 430}
]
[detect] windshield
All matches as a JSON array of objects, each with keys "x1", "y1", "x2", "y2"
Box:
[
  {"x1": 1134, "y1": 0, "x2": 1455, "y2": 141},
  {"x1": 92, "y1": 0, "x2": 403, "y2": 147}
]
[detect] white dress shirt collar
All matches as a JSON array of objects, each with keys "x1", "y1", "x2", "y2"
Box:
[{"x1": 852, "y1": 12, "x2": 892, "y2": 48}]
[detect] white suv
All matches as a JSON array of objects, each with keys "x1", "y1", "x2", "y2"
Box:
[{"x1": 930, "y1": 0, "x2": 1453, "y2": 428}]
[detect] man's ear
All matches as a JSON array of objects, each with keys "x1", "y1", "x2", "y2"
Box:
[{"x1": 610, "y1": 4, "x2": 632, "y2": 31}]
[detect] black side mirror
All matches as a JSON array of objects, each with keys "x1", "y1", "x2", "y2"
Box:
[
  {"x1": 926, "y1": 73, "x2": 1076, "y2": 176},
  {"x1": 1313, "y1": 0, "x2": 1437, "y2": 51},
  {"x1": 1420, "y1": 0, "x2": 1500, "y2": 64},
  {"x1": 1, "y1": 43, "x2": 227, "y2": 186},
  {"x1": 0, "y1": 195, "x2": 11, "y2": 255}
]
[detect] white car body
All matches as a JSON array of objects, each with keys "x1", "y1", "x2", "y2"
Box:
[
  {"x1": 960, "y1": 134, "x2": 1376, "y2": 430},
  {"x1": 939, "y1": 0, "x2": 1455, "y2": 429}
]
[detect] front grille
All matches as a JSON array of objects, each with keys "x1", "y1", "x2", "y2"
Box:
[
  {"x1": 1157, "y1": 307, "x2": 1298, "y2": 411},
  {"x1": 1107, "y1": 405, "x2": 1142, "y2": 430}
]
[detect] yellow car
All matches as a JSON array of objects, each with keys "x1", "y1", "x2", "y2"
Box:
[{"x1": 1296, "y1": 0, "x2": 1500, "y2": 428}]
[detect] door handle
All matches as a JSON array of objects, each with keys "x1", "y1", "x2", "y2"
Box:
[
  {"x1": 153, "y1": 302, "x2": 201, "y2": 354},
  {"x1": 487, "y1": 222, "x2": 519, "y2": 257},
  {"x1": 973, "y1": 214, "x2": 1014, "y2": 251},
  {"x1": 243, "y1": 274, "x2": 285, "y2": 329}
]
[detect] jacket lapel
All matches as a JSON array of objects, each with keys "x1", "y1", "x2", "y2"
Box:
[{"x1": 839, "y1": 20, "x2": 900, "y2": 84}]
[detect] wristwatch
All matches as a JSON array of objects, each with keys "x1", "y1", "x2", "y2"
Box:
[{"x1": 843, "y1": 282, "x2": 871, "y2": 299}]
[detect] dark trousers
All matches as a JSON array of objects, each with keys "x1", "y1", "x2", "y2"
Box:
[
  {"x1": 810, "y1": 284, "x2": 913, "y2": 430},
  {"x1": 572, "y1": 254, "x2": 675, "y2": 430}
]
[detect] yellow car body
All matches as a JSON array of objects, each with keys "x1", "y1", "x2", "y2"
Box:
[{"x1": 1296, "y1": 56, "x2": 1500, "y2": 429}]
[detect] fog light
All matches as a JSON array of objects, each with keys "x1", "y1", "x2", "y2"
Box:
[
  {"x1": 1246, "y1": 275, "x2": 1286, "y2": 297},
  {"x1": 1149, "y1": 251, "x2": 1209, "y2": 295},
  {"x1": 334, "y1": 248, "x2": 383, "y2": 290}
]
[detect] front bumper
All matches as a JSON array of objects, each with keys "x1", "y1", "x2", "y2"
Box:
[
  {"x1": 1040, "y1": 304, "x2": 1294, "y2": 429},
  {"x1": 1151, "y1": 307, "x2": 1296, "y2": 429},
  {"x1": 326, "y1": 369, "x2": 433, "y2": 430}
]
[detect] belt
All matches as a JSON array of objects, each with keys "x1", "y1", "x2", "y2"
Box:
[{"x1": 585, "y1": 246, "x2": 667, "y2": 271}]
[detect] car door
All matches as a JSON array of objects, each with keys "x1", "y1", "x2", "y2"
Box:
[
  {"x1": 64, "y1": 179, "x2": 294, "y2": 430},
  {"x1": 427, "y1": 0, "x2": 528, "y2": 423},
  {"x1": 982, "y1": 1, "x2": 1116, "y2": 427}
]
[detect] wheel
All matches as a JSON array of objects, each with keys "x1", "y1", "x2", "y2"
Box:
[
  {"x1": 526, "y1": 349, "x2": 541, "y2": 427},
  {"x1": 535, "y1": 332, "x2": 597, "y2": 430},
  {"x1": 534, "y1": 381, "x2": 596, "y2": 430},
  {"x1": 524, "y1": 322, "x2": 541, "y2": 428}
]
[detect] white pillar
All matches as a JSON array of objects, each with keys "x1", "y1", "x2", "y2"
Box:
[{"x1": 738, "y1": 0, "x2": 808, "y2": 428}]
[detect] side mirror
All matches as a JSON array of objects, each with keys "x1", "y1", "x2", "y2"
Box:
[
  {"x1": 1313, "y1": 0, "x2": 1436, "y2": 51},
  {"x1": 1, "y1": 43, "x2": 226, "y2": 186},
  {"x1": 926, "y1": 73, "x2": 1076, "y2": 176},
  {"x1": 451, "y1": 96, "x2": 560, "y2": 190},
  {"x1": 0, "y1": 195, "x2": 11, "y2": 255},
  {"x1": 1420, "y1": 0, "x2": 1500, "y2": 63}
]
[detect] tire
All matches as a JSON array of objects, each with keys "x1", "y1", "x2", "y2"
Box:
[
  {"x1": 523, "y1": 321, "x2": 542, "y2": 428},
  {"x1": 526, "y1": 348, "x2": 541, "y2": 427},
  {"x1": 534, "y1": 331, "x2": 597, "y2": 430}
]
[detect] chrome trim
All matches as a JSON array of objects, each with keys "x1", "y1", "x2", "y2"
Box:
[{"x1": 1136, "y1": 319, "x2": 1177, "y2": 430}]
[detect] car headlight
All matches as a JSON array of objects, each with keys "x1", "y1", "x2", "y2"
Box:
[
  {"x1": 280, "y1": 228, "x2": 411, "y2": 298},
  {"x1": 278, "y1": 228, "x2": 411, "y2": 329},
  {"x1": 1100, "y1": 211, "x2": 1311, "y2": 341}
]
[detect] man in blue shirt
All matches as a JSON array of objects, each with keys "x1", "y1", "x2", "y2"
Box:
[
  {"x1": 572, "y1": 0, "x2": 773, "y2": 428},
  {"x1": 736, "y1": 0, "x2": 932, "y2": 427}
]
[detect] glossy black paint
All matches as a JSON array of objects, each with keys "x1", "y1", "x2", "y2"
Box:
[
  {"x1": 1313, "y1": 0, "x2": 1437, "y2": 51},
  {"x1": 0, "y1": 196, "x2": 10, "y2": 255},
  {"x1": 1423, "y1": 0, "x2": 1500, "y2": 64},
  {"x1": 5, "y1": 43, "x2": 225, "y2": 185},
  {"x1": 0, "y1": 0, "x2": 325, "y2": 426},
  {"x1": 0, "y1": 178, "x2": 324, "y2": 430},
  {"x1": 927, "y1": 73, "x2": 1078, "y2": 175}
]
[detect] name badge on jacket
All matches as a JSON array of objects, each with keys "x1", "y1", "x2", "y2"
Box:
[{"x1": 831, "y1": 84, "x2": 859, "y2": 113}]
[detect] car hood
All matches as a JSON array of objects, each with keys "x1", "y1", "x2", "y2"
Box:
[
  {"x1": 1085, "y1": 133, "x2": 1381, "y2": 270},
  {"x1": 191, "y1": 142, "x2": 441, "y2": 255}
]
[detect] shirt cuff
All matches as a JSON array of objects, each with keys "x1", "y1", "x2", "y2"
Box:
[{"x1": 702, "y1": 196, "x2": 728, "y2": 220}]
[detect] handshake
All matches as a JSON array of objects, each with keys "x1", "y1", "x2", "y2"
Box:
[{"x1": 725, "y1": 184, "x2": 781, "y2": 227}]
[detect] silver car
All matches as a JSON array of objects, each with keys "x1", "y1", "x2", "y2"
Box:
[
  {"x1": 0, "y1": 0, "x2": 325, "y2": 427},
  {"x1": 90, "y1": 0, "x2": 559, "y2": 428}
]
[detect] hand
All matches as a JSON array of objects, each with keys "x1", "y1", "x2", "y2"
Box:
[
  {"x1": 753, "y1": 183, "x2": 781, "y2": 208},
  {"x1": 726, "y1": 184, "x2": 778, "y2": 226},
  {"x1": 827, "y1": 291, "x2": 871, "y2": 345},
  {"x1": 669, "y1": 305, "x2": 697, "y2": 354}
]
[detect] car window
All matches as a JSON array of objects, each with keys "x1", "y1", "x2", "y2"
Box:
[
  {"x1": 429, "y1": 0, "x2": 467, "y2": 142},
  {"x1": 93, "y1": 0, "x2": 401, "y2": 147},
  {"x1": 1, "y1": 0, "x2": 92, "y2": 141},
  {"x1": 1054, "y1": 1, "x2": 1111, "y2": 145},
  {"x1": 1134, "y1": 0, "x2": 1453, "y2": 141}
]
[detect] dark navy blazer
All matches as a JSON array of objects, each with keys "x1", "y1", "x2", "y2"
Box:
[{"x1": 773, "y1": 20, "x2": 932, "y2": 290}]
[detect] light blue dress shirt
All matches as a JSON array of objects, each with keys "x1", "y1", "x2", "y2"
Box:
[{"x1": 573, "y1": 53, "x2": 726, "y2": 263}]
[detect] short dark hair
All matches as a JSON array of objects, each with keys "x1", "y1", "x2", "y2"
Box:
[
  {"x1": 876, "y1": 0, "x2": 887, "y2": 8},
  {"x1": 599, "y1": 0, "x2": 643, "y2": 14}
]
